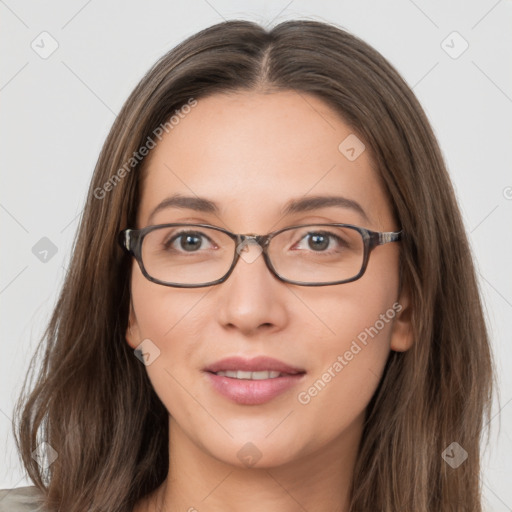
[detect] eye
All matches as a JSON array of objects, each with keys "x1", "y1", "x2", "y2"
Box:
[
  {"x1": 164, "y1": 230, "x2": 217, "y2": 253},
  {"x1": 293, "y1": 231, "x2": 348, "y2": 253}
]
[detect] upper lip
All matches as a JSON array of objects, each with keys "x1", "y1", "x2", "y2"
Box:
[{"x1": 204, "y1": 356, "x2": 306, "y2": 375}]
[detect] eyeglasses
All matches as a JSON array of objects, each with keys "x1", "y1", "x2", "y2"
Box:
[{"x1": 118, "y1": 223, "x2": 402, "y2": 288}]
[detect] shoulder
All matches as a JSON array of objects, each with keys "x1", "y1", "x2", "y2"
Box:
[{"x1": 0, "y1": 486, "x2": 47, "y2": 512}]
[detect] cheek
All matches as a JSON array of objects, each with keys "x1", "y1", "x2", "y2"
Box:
[
  {"x1": 130, "y1": 266, "x2": 206, "y2": 342},
  {"x1": 131, "y1": 267, "x2": 212, "y2": 364},
  {"x1": 297, "y1": 312, "x2": 394, "y2": 402},
  {"x1": 129, "y1": 271, "x2": 210, "y2": 420},
  {"x1": 290, "y1": 301, "x2": 396, "y2": 453},
  {"x1": 291, "y1": 266, "x2": 400, "y2": 430},
  {"x1": 129, "y1": 268, "x2": 207, "y2": 386}
]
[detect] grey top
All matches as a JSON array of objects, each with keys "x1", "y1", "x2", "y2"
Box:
[{"x1": 0, "y1": 486, "x2": 48, "y2": 512}]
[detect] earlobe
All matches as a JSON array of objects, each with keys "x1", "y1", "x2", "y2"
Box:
[
  {"x1": 125, "y1": 301, "x2": 140, "y2": 349},
  {"x1": 389, "y1": 288, "x2": 414, "y2": 353}
]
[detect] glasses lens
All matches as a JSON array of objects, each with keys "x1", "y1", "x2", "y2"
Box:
[
  {"x1": 141, "y1": 225, "x2": 235, "y2": 285},
  {"x1": 269, "y1": 225, "x2": 365, "y2": 284},
  {"x1": 140, "y1": 224, "x2": 365, "y2": 286}
]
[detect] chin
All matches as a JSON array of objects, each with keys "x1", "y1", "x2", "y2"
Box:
[{"x1": 202, "y1": 434, "x2": 306, "y2": 470}]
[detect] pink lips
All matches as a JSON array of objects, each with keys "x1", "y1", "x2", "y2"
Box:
[
  {"x1": 204, "y1": 356, "x2": 305, "y2": 375},
  {"x1": 203, "y1": 356, "x2": 306, "y2": 406}
]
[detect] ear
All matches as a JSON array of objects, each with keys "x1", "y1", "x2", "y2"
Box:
[
  {"x1": 125, "y1": 300, "x2": 142, "y2": 350},
  {"x1": 389, "y1": 284, "x2": 413, "y2": 352}
]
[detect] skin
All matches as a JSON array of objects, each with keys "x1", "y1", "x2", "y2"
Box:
[{"x1": 126, "y1": 90, "x2": 413, "y2": 512}]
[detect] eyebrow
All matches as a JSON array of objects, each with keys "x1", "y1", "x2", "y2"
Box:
[{"x1": 147, "y1": 193, "x2": 369, "y2": 225}]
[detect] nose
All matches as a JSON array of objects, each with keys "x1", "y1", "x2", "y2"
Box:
[{"x1": 215, "y1": 240, "x2": 288, "y2": 335}]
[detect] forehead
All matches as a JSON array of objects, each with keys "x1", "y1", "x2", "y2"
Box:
[{"x1": 137, "y1": 90, "x2": 393, "y2": 230}]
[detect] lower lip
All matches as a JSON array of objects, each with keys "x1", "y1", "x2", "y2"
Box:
[{"x1": 205, "y1": 372, "x2": 305, "y2": 405}]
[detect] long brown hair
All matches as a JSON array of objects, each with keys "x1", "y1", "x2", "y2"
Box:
[{"x1": 13, "y1": 19, "x2": 494, "y2": 511}]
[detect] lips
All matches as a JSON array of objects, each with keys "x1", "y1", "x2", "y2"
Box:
[
  {"x1": 203, "y1": 356, "x2": 306, "y2": 405},
  {"x1": 215, "y1": 370, "x2": 282, "y2": 380},
  {"x1": 203, "y1": 355, "x2": 306, "y2": 376}
]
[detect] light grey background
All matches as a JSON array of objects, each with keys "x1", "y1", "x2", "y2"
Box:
[{"x1": 1, "y1": 0, "x2": 511, "y2": 509}]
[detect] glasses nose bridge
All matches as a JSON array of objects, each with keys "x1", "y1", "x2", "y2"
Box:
[
  {"x1": 237, "y1": 232, "x2": 271, "y2": 247},
  {"x1": 234, "y1": 233, "x2": 272, "y2": 269}
]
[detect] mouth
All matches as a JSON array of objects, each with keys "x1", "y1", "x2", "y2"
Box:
[
  {"x1": 211, "y1": 370, "x2": 298, "y2": 380},
  {"x1": 204, "y1": 355, "x2": 306, "y2": 375},
  {"x1": 203, "y1": 356, "x2": 306, "y2": 405}
]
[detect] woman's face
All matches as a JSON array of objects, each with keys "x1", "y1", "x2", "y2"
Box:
[{"x1": 126, "y1": 90, "x2": 412, "y2": 469}]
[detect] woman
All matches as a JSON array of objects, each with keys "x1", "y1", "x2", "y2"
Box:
[{"x1": 1, "y1": 19, "x2": 493, "y2": 512}]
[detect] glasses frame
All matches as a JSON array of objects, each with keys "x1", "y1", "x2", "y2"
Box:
[{"x1": 118, "y1": 223, "x2": 402, "y2": 288}]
